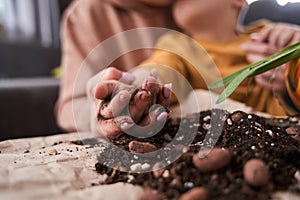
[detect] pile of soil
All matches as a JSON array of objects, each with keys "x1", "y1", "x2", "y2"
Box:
[{"x1": 95, "y1": 109, "x2": 300, "y2": 200}]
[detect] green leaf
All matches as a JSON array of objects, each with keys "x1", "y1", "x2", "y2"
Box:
[
  {"x1": 210, "y1": 42, "x2": 300, "y2": 103},
  {"x1": 215, "y1": 68, "x2": 251, "y2": 103}
]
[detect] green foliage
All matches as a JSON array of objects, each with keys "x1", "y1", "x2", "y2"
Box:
[{"x1": 209, "y1": 42, "x2": 300, "y2": 104}]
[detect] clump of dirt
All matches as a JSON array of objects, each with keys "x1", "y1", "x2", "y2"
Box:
[{"x1": 95, "y1": 109, "x2": 300, "y2": 200}]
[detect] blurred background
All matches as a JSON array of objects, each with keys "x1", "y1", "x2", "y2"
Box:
[
  {"x1": 0, "y1": 0, "x2": 299, "y2": 141},
  {"x1": 0, "y1": 0, "x2": 72, "y2": 140}
]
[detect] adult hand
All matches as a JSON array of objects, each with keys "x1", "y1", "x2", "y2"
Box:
[
  {"x1": 241, "y1": 23, "x2": 300, "y2": 92},
  {"x1": 87, "y1": 67, "x2": 135, "y2": 138},
  {"x1": 241, "y1": 41, "x2": 278, "y2": 64},
  {"x1": 253, "y1": 64, "x2": 287, "y2": 92},
  {"x1": 254, "y1": 23, "x2": 300, "y2": 48},
  {"x1": 241, "y1": 40, "x2": 285, "y2": 92}
]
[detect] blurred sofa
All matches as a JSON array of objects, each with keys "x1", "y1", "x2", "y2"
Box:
[
  {"x1": 0, "y1": 0, "x2": 73, "y2": 141},
  {"x1": 0, "y1": 40, "x2": 63, "y2": 141},
  {"x1": 241, "y1": 0, "x2": 300, "y2": 26}
]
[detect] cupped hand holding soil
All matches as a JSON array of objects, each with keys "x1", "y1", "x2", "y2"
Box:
[{"x1": 96, "y1": 69, "x2": 171, "y2": 139}]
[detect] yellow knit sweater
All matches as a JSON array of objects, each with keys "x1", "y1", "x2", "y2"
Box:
[{"x1": 139, "y1": 25, "x2": 287, "y2": 116}]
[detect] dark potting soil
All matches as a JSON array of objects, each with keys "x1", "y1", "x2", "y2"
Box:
[{"x1": 95, "y1": 109, "x2": 300, "y2": 200}]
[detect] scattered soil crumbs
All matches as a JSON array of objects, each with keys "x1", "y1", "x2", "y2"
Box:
[
  {"x1": 95, "y1": 109, "x2": 300, "y2": 200},
  {"x1": 70, "y1": 140, "x2": 84, "y2": 146}
]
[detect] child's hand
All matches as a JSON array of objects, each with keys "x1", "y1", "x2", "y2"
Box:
[
  {"x1": 88, "y1": 67, "x2": 171, "y2": 139},
  {"x1": 118, "y1": 72, "x2": 171, "y2": 138}
]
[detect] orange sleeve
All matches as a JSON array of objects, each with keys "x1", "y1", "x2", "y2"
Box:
[{"x1": 286, "y1": 58, "x2": 300, "y2": 113}]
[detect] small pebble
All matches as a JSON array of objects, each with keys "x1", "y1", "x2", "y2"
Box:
[
  {"x1": 192, "y1": 148, "x2": 232, "y2": 172},
  {"x1": 152, "y1": 162, "x2": 165, "y2": 178},
  {"x1": 289, "y1": 116, "x2": 299, "y2": 123},
  {"x1": 127, "y1": 175, "x2": 135, "y2": 183},
  {"x1": 243, "y1": 159, "x2": 269, "y2": 187},
  {"x1": 179, "y1": 187, "x2": 208, "y2": 200},
  {"x1": 141, "y1": 163, "x2": 151, "y2": 170},
  {"x1": 48, "y1": 149, "x2": 58, "y2": 155},
  {"x1": 285, "y1": 127, "x2": 300, "y2": 141},
  {"x1": 91, "y1": 183, "x2": 97, "y2": 186},
  {"x1": 162, "y1": 170, "x2": 170, "y2": 178},
  {"x1": 266, "y1": 130, "x2": 273, "y2": 137},
  {"x1": 129, "y1": 141, "x2": 157, "y2": 154},
  {"x1": 231, "y1": 111, "x2": 245, "y2": 122},
  {"x1": 184, "y1": 182, "x2": 194, "y2": 189},
  {"x1": 164, "y1": 134, "x2": 172, "y2": 142},
  {"x1": 211, "y1": 174, "x2": 218, "y2": 180},
  {"x1": 294, "y1": 170, "x2": 300, "y2": 184},
  {"x1": 227, "y1": 118, "x2": 233, "y2": 125},
  {"x1": 202, "y1": 124, "x2": 211, "y2": 130},
  {"x1": 130, "y1": 163, "x2": 142, "y2": 172},
  {"x1": 203, "y1": 115, "x2": 211, "y2": 121}
]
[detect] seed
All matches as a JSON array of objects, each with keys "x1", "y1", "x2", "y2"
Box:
[
  {"x1": 164, "y1": 134, "x2": 172, "y2": 142},
  {"x1": 231, "y1": 111, "x2": 245, "y2": 121},
  {"x1": 285, "y1": 127, "x2": 300, "y2": 141},
  {"x1": 286, "y1": 127, "x2": 299, "y2": 135},
  {"x1": 192, "y1": 148, "x2": 232, "y2": 172},
  {"x1": 128, "y1": 141, "x2": 157, "y2": 154},
  {"x1": 179, "y1": 187, "x2": 208, "y2": 200},
  {"x1": 243, "y1": 159, "x2": 269, "y2": 187}
]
